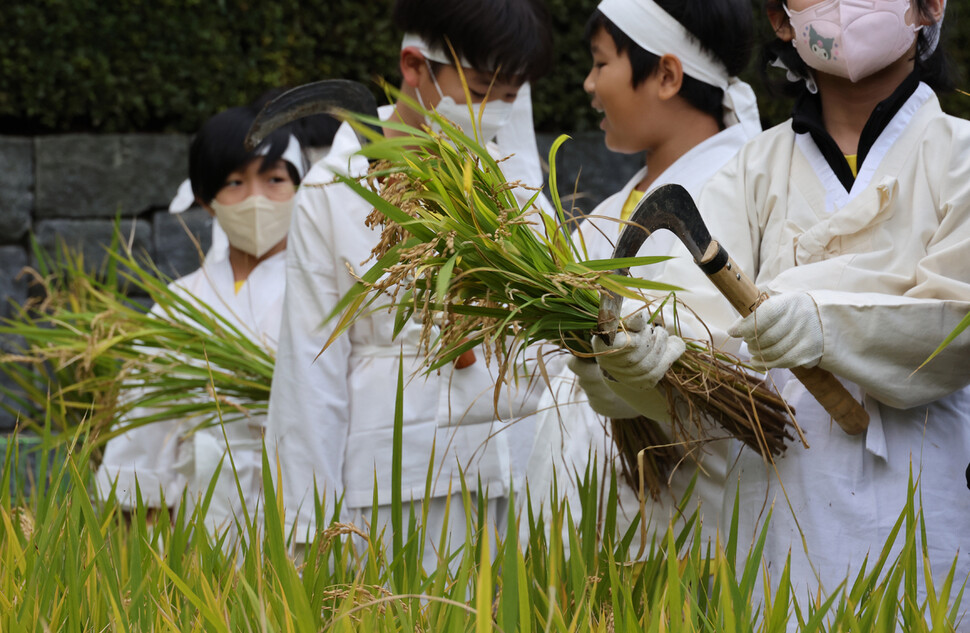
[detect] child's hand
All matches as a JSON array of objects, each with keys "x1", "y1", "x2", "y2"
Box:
[
  {"x1": 592, "y1": 312, "x2": 686, "y2": 392},
  {"x1": 728, "y1": 292, "x2": 823, "y2": 370}
]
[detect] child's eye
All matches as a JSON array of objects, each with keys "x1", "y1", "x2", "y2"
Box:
[{"x1": 224, "y1": 178, "x2": 243, "y2": 188}]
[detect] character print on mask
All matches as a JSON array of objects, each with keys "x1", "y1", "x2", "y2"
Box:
[{"x1": 807, "y1": 24, "x2": 838, "y2": 62}]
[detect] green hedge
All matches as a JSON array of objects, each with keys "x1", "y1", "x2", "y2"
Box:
[{"x1": 1, "y1": 0, "x2": 966, "y2": 134}]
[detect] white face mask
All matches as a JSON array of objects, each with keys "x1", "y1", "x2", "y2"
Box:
[
  {"x1": 786, "y1": 0, "x2": 921, "y2": 82},
  {"x1": 209, "y1": 195, "x2": 293, "y2": 258},
  {"x1": 418, "y1": 61, "x2": 515, "y2": 142}
]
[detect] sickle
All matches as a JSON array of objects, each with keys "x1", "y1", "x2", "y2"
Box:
[
  {"x1": 596, "y1": 183, "x2": 869, "y2": 435},
  {"x1": 244, "y1": 79, "x2": 381, "y2": 150}
]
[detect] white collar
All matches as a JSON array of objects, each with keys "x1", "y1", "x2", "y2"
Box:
[{"x1": 795, "y1": 83, "x2": 935, "y2": 212}]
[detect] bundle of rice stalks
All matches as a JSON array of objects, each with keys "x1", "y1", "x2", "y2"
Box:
[
  {"x1": 327, "y1": 95, "x2": 800, "y2": 497},
  {"x1": 0, "y1": 235, "x2": 274, "y2": 447}
]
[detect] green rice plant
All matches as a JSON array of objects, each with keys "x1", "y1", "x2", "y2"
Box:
[
  {"x1": 325, "y1": 95, "x2": 675, "y2": 368},
  {"x1": 0, "y1": 232, "x2": 274, "y2": 447},
  {"x1": 0, "y1": 414, "x2": 963, "y2": 633},
  {"x1": 322, "y1": 88, "x2": 798, "y2": 498},
  {"x1": 0, "y1": 391, "x2": 964, "y2": 631}
]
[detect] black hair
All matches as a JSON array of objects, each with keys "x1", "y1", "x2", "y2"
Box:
[
  {"x1": 188, "y1": 105, "x2": 303, "y2": 206},
  {"x1": 761, "y1": 0, "x2": 954, "y2": 97},
  {"x1": 392, "y1": 0, "x2": 554, "y2": 84},
  {"x1": 584, "y1": 0, "x2": 753, "y2": 125},
  {"x1": 252, "y1": 87, "x2": 341, "y2": 151}
]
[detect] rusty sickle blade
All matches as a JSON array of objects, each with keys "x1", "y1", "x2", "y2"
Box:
[{"x1": 244, "y1": 79, "x2": 380, "y2": 151}]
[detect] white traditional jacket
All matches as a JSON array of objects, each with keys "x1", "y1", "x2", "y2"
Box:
[
  {"x1": 525, "y1": 123, "x2": 754, "y2": 549},
  {"x1": 96, "y1": 251, "x2": 285, "y2": 531},
  {"x1": 697, "y1": 83, "x2": 970, "y2": 616},
  {"x1": 266, "y1": 107, "x2": 546, "y2": 540}
]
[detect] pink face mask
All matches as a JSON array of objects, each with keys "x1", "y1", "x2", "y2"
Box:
[{"x1": 786, "y1": 0, "x2": 921, "y2": 82}]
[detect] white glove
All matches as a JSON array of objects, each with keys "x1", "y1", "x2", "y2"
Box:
[
  {"x1": 567, "y1": 355, "x2": 640, "y2": 419},
  {"x1": 727, "y1": 292, "x2": 823, "y2": 370},
  {"x1": 592, "y1": 312, "x2": 686, "y2": 392}
]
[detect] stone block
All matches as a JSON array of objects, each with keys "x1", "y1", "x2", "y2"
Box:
[
  {"x1": 35, "y1": 134, "x2": 189, "y2": 219},
  {"x1": 0, "y1": 137, "x2": 34, "y2": 243},
  {"x1": 0, "y1": 246, "x2": 28, "y2": 321},
  {"x1": 33, "y1": 218, "x2": 154, "y2": 275},
  {"x1": 153, "y1": 208, "x2": 214, "y2": 280},
  {"x1": 538, "y1": 132, "x2": 643, "y2": 218},
  {"x1": 0, "y1": 254, "x2": 28, "y2": 431}
]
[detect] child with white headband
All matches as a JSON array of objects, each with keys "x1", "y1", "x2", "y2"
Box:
[
  {"x1": 97, "y1": 104, "x2": 306, "y2": 536},
  {"x1": 592, "y1": 0, "x2": 970, "y2": 624},
  {"x1": 266, "y1": 0, "x2": 554, "y2": 568},
  {"x1": 525, "y1": 0, "x2": 761, "y2": 551}
]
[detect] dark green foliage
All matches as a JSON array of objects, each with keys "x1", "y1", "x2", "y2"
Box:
[{"x1": 0, "y1": 0, "x2": 967, "y2": 134}]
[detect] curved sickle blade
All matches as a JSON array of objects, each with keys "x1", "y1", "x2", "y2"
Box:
[
  {"x1": 244, "y1": 79, "x2": 380, "y2": 150},
  {"x1": 597, "y1": 184, "x2": 711, "y2": 343}
]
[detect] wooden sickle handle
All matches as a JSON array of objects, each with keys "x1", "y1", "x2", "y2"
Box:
[{"x1": 702, "y1": 241, "x2": 869, "y2": 435}]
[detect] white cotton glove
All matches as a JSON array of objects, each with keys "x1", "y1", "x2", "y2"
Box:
[
  {"x1": 567, "y1": 355, "x2": 641, "y2": 419},
  {"x1": 727, "y1": 292, "x2": 823, "y2": 370},
  {"x1": 592, "y1": 312, "x2": 687, "y2": 392}
]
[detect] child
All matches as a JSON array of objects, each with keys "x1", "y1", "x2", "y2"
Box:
[
  {"x1": 265, "y1": 0, "x2": 553, "y2": 567},
  {"x1": 601, "y1": 0, "x2": 970, "y2": 619},
  {"x1": 525, "y1": 0, "x2": 761, "y2": 551},
  {"x1": 97, "y1": 105, "x2": 305, "y2": 534}
]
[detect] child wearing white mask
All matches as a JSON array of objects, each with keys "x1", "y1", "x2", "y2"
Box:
[
  {"x1": 593, "y1": 0, "x2": 970, "y2": 626},
  {"x1": 266, "y1": 0, "x2": 553, "y2": 569},
  {"x1": 97, "y1": 105, "x2": 306, "y2": 536}
]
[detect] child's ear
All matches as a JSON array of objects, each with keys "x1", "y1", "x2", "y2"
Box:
[
  {"x1": 655, "y1": 55, "x2": 684, "y2": 101},
  {"x1": 400, "y1": 47, "x2": 428, "y2": 88},
  {"x1": 916, "y1": 0, "x2": 944, "y2": 26},
  {"x1": 767, "y1": 2, "x2": 795, "y2": 42}
]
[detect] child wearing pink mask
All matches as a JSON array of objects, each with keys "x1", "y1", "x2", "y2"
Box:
[{"x1": 597, "y1": 0, "x2": 969, "y2": 624}]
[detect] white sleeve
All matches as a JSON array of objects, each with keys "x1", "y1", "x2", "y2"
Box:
[
  {"x1": 266, "y1": 184, "x2": 352, "y2": 540},
  {"x1": 96, "y1": 408, "x2": 185, "y2": 509},
  {"x1": 807, "y1": 291, "x2": 970, "y2": 409}
]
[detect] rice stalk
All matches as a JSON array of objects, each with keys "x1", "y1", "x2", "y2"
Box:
[
  {"x1": 0, "y1": 233, "x2": 274, "y2": 449},
  {"x1": 326, "y1": 90, "x2": 799, "y2": 498}
]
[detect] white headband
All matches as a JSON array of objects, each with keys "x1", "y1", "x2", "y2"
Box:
[
  {"x1": 258, "y1": 134, "x2": 306, "y2": 179},
  {"x1": 597, "y1": 0, "x2": 761, "y2": 139},
  {"x1": 401, "y1": 32, "x2": 473, "y2": 68},
  {"x1": 598, "y1": 0, "x2": 728, "y2": 89}
]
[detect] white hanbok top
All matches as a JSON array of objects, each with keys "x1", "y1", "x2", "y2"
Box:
[{"x1": 698, "y1": 83, "x2": 970, "y2": 620}]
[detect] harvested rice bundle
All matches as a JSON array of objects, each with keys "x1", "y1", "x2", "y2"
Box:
[
  {"x1": 0, "y1": 239, "x2": 274, "y2": 445},
  {"x1": 326, "y1": 105, "x2": 800, "y2": 497}
]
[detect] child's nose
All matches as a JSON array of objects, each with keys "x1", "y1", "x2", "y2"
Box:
[
  {"x1": 583, "y1": 69, "x2": 596, "y2": 94},
  {"x1": 249, "y1": 181, "x2": 269, "y2": 198}
]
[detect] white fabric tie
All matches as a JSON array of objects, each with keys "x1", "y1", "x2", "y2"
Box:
[
  {"x1": 597, "y1": 0, "x2": 761, "y2": 139},
  {"x1": 258, "y1": 134, "x2": 306, "y2": 179}
]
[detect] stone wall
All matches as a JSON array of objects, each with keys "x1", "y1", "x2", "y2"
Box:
[{"x1": 0, "y1": 132, "x2": 642, "y2": 430}]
